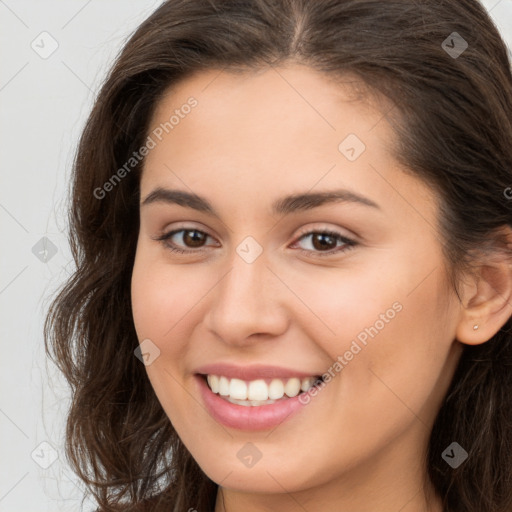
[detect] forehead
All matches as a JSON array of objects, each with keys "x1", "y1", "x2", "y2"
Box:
[
  {"x1": 144, "y1": 66, "x2": 388, "y2": 170},
  {"x1": 149, "y1": 65, "x2": 389, "y2": 147},
  {"x1": 140, "y1": 64, "x2": 435, "y2": 225}
]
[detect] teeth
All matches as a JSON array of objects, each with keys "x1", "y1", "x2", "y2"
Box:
[
  {"x1": 284, "y1": 377, "x2": 301, "y2": 397},
  {"x1": 301, "y1": 377, "x2": 313, "y2": 391},
  {"x1": 218, "y1": 376, "x2": 230, "y2": 396},
  {"x1": 229, "y1": 378, "x2": 247, "y2": 400},
  {"x1": 227, "y1": 397, "x2": 277, "y2": 406},
  {"x1": 248, "y1": 379, "x2": 268, "y2": 400},
  {"x1": 268, "y1": 379, "x2": 284, "y2": 399},
  {"x1": 208, "y1": 375, "x2": 219, "y2": 393},
  {"x1": 206, "y1": 374, "x2": 320, "y2": 404}
]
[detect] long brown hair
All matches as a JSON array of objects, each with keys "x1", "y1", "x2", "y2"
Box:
[{"x1": 45, "y1": 1, "x2": 512, "y2": 510}]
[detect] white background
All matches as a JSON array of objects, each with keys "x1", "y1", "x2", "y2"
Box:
[{"x1": 0, "y1": 1, "x2": 511, "y2": 510}]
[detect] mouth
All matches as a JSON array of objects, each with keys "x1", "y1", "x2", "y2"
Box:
[
  {"x1": 194, "y1": 363, "x2": 328, "y2": 430},
  {"x1": 199, "y1": 373, "x2": 325, "y2": 407}
]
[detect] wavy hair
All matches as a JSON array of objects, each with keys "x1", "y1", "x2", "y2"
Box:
[{"x1": 45, "y1": 1, "x2": 512, "y2": 510}]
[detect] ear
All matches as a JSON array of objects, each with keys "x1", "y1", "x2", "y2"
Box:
[{"x1": 456, "y1": 227, "x2": 512, "y2": 345}]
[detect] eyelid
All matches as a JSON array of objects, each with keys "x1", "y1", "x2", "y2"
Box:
[
  {"x1": 293, "y1": 223, "x2": 356, "y2": 242},
  {"x1": 154, "y1": 223, "x2": 358, "y2": 257},
  {"x1": 155, "y1": 221, "x2": 215, "y2": 242},
  {"x1": 153, "y1": 224, "x2": 217, "y2": 251},
  {"x1": 289, "y1": 226, "x2": 357, "y2": 258}
]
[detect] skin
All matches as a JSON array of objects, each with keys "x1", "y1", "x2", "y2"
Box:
[{"x1": 130, "y1": 63, "x2": 512, "y2": 512}]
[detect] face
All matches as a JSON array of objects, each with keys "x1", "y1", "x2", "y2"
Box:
[{"x1": 131, "y1": 64, "x2": 464, "y2": 499}]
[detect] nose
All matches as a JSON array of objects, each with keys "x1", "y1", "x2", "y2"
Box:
[{"x1": 203, "y1": 250, "x2": 289, "y2": 347}]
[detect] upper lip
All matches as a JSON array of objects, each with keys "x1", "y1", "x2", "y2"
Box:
[{"x1": 194, "y1": 363, "x2": 322, "y2": 381}]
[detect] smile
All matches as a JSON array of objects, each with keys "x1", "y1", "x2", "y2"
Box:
[
  {"x1": 194, "y1": 364, "x2": 326, "y2": 430},
  {"x1": 205, "y1": 375, "x2": 321, "y2": 406}
]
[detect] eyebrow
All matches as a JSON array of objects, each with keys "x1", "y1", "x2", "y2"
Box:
[{"x1": 141, "y1": 187, "x2": 380, "y2": 217}]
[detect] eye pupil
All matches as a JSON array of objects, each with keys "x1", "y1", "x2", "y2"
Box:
[
  {"x1": 312, "y1": 233, "x2": 337, "y2": 251},
  {"x1": 184, "y1": 230, "x2": 206, "y2": 247}
]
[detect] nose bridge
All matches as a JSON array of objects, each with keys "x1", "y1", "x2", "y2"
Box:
[{"x1": 204, "y1": 244, "x2": 288, "y2": 344}]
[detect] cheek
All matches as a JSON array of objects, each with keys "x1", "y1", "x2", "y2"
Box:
[
  {"x1": 131, "y1": 246, "x2": 199, "y2": 346},
  {"x1": 335, "y1": 270, "x2": 456, "y2": 432},
  {"x1": 284, "y1": 260, "x2": 405, "y2": 359},
  {"x1": 130, "y1": 249, "x2": 201, "y2": 425},
  {"x1": 295, "y1": 252, "x2": 456, "y2": 420}
]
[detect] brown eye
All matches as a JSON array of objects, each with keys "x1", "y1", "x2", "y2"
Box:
[
  {"x1": 310, "y1": 233, "x2": 338, "y2": 251},
  {"x1": 181, "y1": 229, "x2": 208, "y2": 248},
  {"x1": 156, "y1": 228, "x2": 214, "y2": 254},
  {"x1": 292, "y1": 230, "x2": 357, "y2": 258}
]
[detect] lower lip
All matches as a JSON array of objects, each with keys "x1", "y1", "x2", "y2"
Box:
[{"x1": 196, "y1": 375, "x2": 313, "y2": 431}]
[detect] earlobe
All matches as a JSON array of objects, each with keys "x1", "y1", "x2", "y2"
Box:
[{"x1": 456, "y1": 245, "x2": 512, "y2": 346}]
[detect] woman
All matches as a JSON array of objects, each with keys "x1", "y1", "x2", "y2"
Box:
[{"x1": 45, "y1": 0, "x2": 512, "y2": 511}]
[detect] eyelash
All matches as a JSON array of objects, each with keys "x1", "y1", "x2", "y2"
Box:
[{"x1": 154, "y1": 227, "x2": 357, "y2": 258}]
